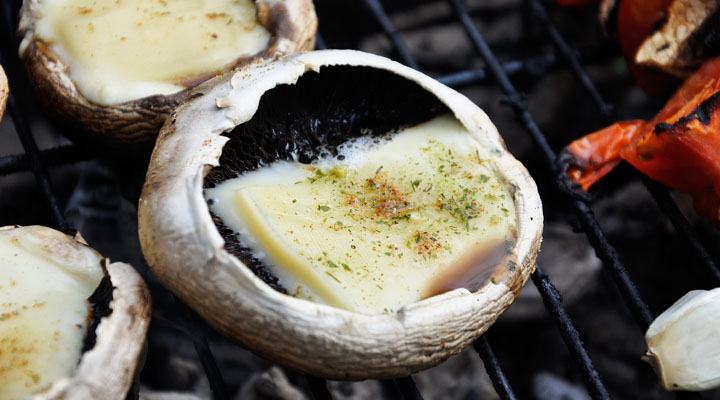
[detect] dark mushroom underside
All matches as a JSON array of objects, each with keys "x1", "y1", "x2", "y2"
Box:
[
  {"x1": 203, "y1": 66, "x2": 450, "y2": 290},
  {"x1": 82, "y1": 274, "x2": 114, "y2": 353}
]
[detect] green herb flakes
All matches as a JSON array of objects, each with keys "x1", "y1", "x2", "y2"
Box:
[{"x1": 326, "y1": 272, "x2": 341, "y2": 283}]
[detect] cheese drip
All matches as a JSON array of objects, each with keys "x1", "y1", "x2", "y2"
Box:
[
  {"x1": 207, "y1": 115, "x2": 517, "y2": 314},
  {"x1": 33, "y1": 0, "x2": 271, "y2": 105},
  {"x1": 0, "y1": 227, "x2": 104, "y2": 399}
]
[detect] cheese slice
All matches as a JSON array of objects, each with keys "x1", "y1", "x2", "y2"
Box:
[
  {"x1": 33, "y1": 0, "x2": 271, "y2": 105},
  {"x1": 207, "y1": 115, "x2": 517, "y2": 314},
  {"x1": 0, "y1": 227, "x2": 104, "y2": 399}
]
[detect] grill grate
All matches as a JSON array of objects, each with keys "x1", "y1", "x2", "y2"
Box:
[
  {"x1": 0, "y1": 77, "x2": 71, "y2": 232},
  {"x1": 1, "y1": 0, "x2": 719, "y2": 399},
  {"x1": 473, "y1": 336, "x2": 518, "y2": 400}
]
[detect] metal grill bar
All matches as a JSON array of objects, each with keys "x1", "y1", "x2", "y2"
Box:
[
  {"x1": 574, "y1": 200, "x2": 654, "y2": 330},
  {"x1": 306, "y1": 375, "x2": 332, "y2": 400},
  {"x1": 393, "y1": 377, "x2": 424, "y2": 400},
  {"x1": 437, "y1": 44, "x2": 616, "y2": 88},
  {"x1": 525, "y1": 0, "x2": 720, "y2": 285},
  {"x1": 473, "y1": 337, "x2": 517, "y2": 400},
  {"x1": 447, "y1": 0, "x2": 655, "y2": 331},
  {"x1": 315, "y1": 34, "x2": 328, "y2": 51},
  {"x1": 641, "y1": 177, "x2": 720, "y2": 283},
  {"x1": 525, "y1": 0, "x2": 614, "y2": 122},
  {"x1": 437, "y1": 54, "x2": 558, "y2": 87},
  {"x1": 174, "y1": 298, "x2": 229, "y2": 400},
  {"x1": 0, "y1": 3, "x2": 71, "y2": 233},
  {"x1": 531, "y1": 264, "x2": 611, "y2": 399},
  {"x1": 2, "y1": 89, "x2": 72, "y2": 232},
  {"x1": 0, "y1": 145, "x2": 90, "y2": 176},
  {"x1": 362, "y1": 0, "x2": 420, "y2": 70},
  {"x1": 447, "y1": 0, "x2": 555, "y2": 165}
]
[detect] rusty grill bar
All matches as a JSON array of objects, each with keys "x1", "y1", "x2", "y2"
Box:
[{"x1": 1, "y1": 0, "x2": 720, "y2": 399}]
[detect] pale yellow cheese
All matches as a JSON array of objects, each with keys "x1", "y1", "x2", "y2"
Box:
[
  {"x1": 0, "y1": 227, "x2": 104, "y2": 399},
  {"x1": 207, "y1": 116, "x2": 517, "y2": 314},
  {"x1": 34, "y1": 0, "x2": 271, "y2": 105}
]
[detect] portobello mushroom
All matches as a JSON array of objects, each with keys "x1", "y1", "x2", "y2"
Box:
[
  {"x1": 0, "y1": 225, "x2": 150, "y2": 399},
  {"x1": 138, "y1": 50, "x2": 543, "y2": 379},
  {"x1": 17, "y1": 0, "x2": 317, "y2": 147}
]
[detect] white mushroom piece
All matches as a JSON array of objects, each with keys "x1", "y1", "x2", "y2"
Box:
[
  {"x1": 644, "y1": 288, "x2": 720, "y2": 391},
  {"x1": 636, "y1": 0, "x2": 720, "y2": 78},
  {"x1": 0, "y1": 225, "x2": 151, "y2": 399},
  {"x1": 17, "y1": 0, "x2": 317, "y2": 146},
  {"x1": 0, "y1": 64, "x2": 7, "y2": 121},
  {"x1": 138, "y1": 50, "x2": 543, "y2": 379}
]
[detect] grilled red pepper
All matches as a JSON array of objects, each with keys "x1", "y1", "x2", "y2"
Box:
[{"x1": 565, "y1": 56, "x2": 720, "y2": 223}]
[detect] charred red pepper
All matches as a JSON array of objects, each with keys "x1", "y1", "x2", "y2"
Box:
[{"x1": 565, "y1": 56, "x2": 720, "y2": 223}]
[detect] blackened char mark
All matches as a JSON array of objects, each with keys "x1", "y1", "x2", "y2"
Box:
[
  {"x1": 556, "y1": 149, "x2": 596, "y2": 202},
  {"x1": 654, "y1": 122, "x2": 673, "y2": 134},
  {"x1": 655, "y1": 90, "x2": 720, "y2": 135}
]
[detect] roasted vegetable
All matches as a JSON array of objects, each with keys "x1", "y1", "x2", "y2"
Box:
[
  {"x1": 616, "y1": 0, "x2": 680, "y2": 95},
  {"x1": 644, "y1": 288, "x2": 720, "y2": 391},
  {"x1": 559, "y1": 0, "x2": 720, "y2": 94},
  {"x1": 564, "y1": 56, "x2": 720, "y2": 224},
  {"x1": 635, "y1": 0, "x2": 720, "y2": 80}
]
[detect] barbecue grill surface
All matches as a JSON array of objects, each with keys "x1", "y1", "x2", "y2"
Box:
[{"x1": 1, "y1": 0, "x2": 719, "y2": 399}]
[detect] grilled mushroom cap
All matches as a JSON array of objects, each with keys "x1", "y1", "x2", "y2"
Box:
[
  {"x1": 0, "y1": 225, "x2": 151, "y2": 399},
  {"x1": 17, "y1": 0, "x2": 317, "y2": 147},
  {"x1": 138, "y1": 50, "x2": 543, "y2": 379},
  {"x1": 0, "y1": 65, "x2": 7, "y2": 121}
]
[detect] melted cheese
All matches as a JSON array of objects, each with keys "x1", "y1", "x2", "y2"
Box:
[
  {"x1": 34, "y1": 0, "x2": 271, "y2": 105},
  {"x1": 0, "y1": 227, "x2": 104, "y2": 399},
  {"x1": 206, "y1": 116, "x2": 517, "y2": 314}
]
